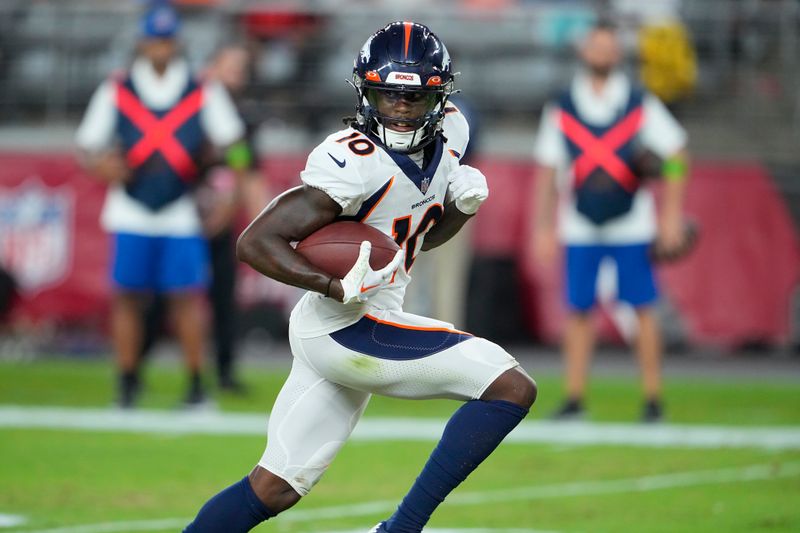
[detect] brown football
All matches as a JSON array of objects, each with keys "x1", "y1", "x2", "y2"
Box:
[{"x1": 296, "y1": 221, "x2": 401, "y2": 279}]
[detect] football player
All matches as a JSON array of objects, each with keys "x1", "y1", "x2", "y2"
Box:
[{"x1": 184, "y1": 22, "x2": 537, "y2": 533}]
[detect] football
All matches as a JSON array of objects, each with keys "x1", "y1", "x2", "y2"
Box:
[{"x1": 296, "y1": 221, "x2": 401, "y2": 279}]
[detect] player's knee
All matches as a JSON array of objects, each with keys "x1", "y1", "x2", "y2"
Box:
[
  {"x1": 248, "y1": 465, "x2": 302, "y2": 514},
  {"x1": 482, "y1": 367, "x2": 537, "y2": 409},
  {"x1": 513, "y1": 372, "x2": 538, "y2": 409},
  {"x1": 526, "y1": 376, "x2": 538, "y2": 407}
]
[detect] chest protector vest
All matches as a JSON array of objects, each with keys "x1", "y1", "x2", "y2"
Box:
[
  {"x1": 115, "y1": 75, "x2": 205, "y2": 211},
  {"x1": 558, "y1": 87, "x2": 644, "y2": 225}
]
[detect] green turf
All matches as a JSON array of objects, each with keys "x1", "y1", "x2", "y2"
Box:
[
  {"x1": 1, "y1": 358, "x2": 799, "y2": 532},
  {"x1": 1, "y1": 429, "x2": 798, "y2": 532},
  {"x1": 1, "y1": 358, "x2": 799, "y2": 425}
]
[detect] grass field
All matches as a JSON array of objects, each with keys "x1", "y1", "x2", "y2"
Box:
[{"x1": 1, "y1": 357, "x2": 799, "y2": 532}]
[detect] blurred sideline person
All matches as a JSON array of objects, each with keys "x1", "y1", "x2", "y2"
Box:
[
  {"x1": 0, "y1": 263, "x2": 17, "y2": 326},
  {"x1": 184, "y1": 21, "x2": 536, "y2": 533},
  {"x1": 140, "y1": 43, "x2": 269, "y2": 393},
  {"x1": 198, "y1": 43, "x2": 269, "y2": 391},
  {"x1": 532, "y1": 21, "x2": 689, "y2": 422},
  {"x1": 75, "y1": 2, "x2": 245, "y2": 408}
]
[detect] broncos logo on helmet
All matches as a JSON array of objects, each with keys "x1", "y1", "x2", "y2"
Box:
[{"x1": 351, "y1": 21, "x2": 455, "y2": 153}]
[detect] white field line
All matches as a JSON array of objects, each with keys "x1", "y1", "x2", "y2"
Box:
[
  {"x1": 1, "y1": 405, "x2": 800, "y2": 449},
  {"x1": 5, "y1": 462, "x2": 800, "y2": 533},
  {"x1": 0, "y1": 517, "x2": 26, "y2": 528},
  {"x1": 3, "y1": 520, "x2": 188, "y2": 533}
]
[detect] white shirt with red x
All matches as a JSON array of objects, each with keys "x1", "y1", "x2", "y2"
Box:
[
  {"x1": 533, "y1": 70, "x2": 687, "y2": 245},
  {"x1": 75, "y1": 58, "x2": 244, "y2": 237}
]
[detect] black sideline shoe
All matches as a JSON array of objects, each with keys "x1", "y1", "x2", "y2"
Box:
[{"x1": 551, "y1": 398, "x2": 585, "y2": 421}]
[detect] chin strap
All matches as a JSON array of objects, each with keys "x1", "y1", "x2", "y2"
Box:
[{"x1": 375, "y1": 122, "x2": 425, "y2": 152}]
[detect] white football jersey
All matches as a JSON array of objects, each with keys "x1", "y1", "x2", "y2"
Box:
[{"x1": 290, "y1": 105, "x2": 470, "y2": 338}]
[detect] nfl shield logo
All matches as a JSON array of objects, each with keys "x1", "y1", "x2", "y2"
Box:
[
  {"x1": 420, "y1": 177, "x2": 431, "y2": 195},
  {"x1": 0, "y1": 179, "x2": 74, "y2": 294}
]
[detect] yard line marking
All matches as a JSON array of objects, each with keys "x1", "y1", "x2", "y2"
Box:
[
  {"x1": 1, "y1": 405, "x2": 800, "y2": 449},
  {"x1": 0, "y1": 515, "x2": 26, "y2": 528},
  {"x1": 9, "y1": 462, "x2": 800, "y2": 533},
  {"x1": 446, "y1": 461, "x2": 800, "y2": 505},
  {"x1": 3, "y1": 519, "x2": 188, "y2": 533}
]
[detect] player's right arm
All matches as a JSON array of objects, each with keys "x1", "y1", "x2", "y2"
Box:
[
  {"x1": 75, "y1": 80, "x2": 130, "y2": 184},
  {"x1": 237, "y1": 134, "x2": 401, "y2": 303},
  {"x1": 236, "y1": 185, "x2": 401, "y2": 304},
  {"x1": 236, "y1": 185, "x2": 348, "y2": 301}
]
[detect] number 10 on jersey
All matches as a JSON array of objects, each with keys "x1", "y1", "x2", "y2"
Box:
[{"x1": 392, "y1": 204, "x2": 444, "y2": 272}]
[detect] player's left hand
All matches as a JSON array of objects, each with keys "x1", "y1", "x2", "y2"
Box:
[{"x1": 447, "y1": 165, "x2": 489, "y2": 215}]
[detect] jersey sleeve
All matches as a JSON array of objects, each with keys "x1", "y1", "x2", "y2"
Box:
[
  {"x1": 300, "y1": 137, "x2": 366, "y2": 216},
  {"x1": 442, "y1": 104, "x2": 470, "y2": 158},
  {"x1": 200, "y1": 80, "x2": 246, "y2": 148},
  {"x1": 533, "y1": 102, "x2": 568, "y2": 169},
  {"x1": 75, "y1": 80, "x2": 118, "y2": 153},
  {"x1": 639, "y1": 93, "x2": 688, "y2": 158}
]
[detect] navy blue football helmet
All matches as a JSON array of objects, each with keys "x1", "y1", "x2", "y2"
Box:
[{"x1": 352, "y1": 22, "x2": 454, "y2": 153}]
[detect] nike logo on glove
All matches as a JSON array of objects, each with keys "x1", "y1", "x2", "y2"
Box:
[
  {"x1": 360, "y1": 282, "x2": 380, "y2": 293},
  {"x1": 328, "y1": 153, "x2": 347, "y2": 168}
]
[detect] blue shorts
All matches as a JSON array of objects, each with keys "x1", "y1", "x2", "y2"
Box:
[
  {"x1": 565, "y1": 243, "x2": 658, "y2": 311},
  {"x1": 111, "y1": 233, "x2": 209, "y2": 293}
]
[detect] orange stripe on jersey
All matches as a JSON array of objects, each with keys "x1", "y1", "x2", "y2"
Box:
[
  {"x1": 403, "y1": 22, "x2": 412, "y2": 59},
  {"x1": 364, "y1": 313, "x2": 472, "y2": 336},
  {"x1": 360, "y1": 176, "x2": 395, "y2": 222}
]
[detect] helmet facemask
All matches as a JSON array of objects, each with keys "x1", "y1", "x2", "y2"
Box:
[{"x1": 354, "y1": 78, "x2": 453, "y2": 153}]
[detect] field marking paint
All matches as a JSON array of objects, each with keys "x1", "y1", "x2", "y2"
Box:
[
  {"x1": 446, "y1": 461, "x2": 800, "y2": 505},
  {"x1": 1, "y1": 405, "x2": 799, "y2": 450},
  {"x1": 8, "y1": 461, "x2": 800, "y2": 533},
  {"x1": 2, "y1": 519, "x2": 187, "y2": 533},
  {"x1": 0, "y1": 516, "x2": 26, "y2": 528}
]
